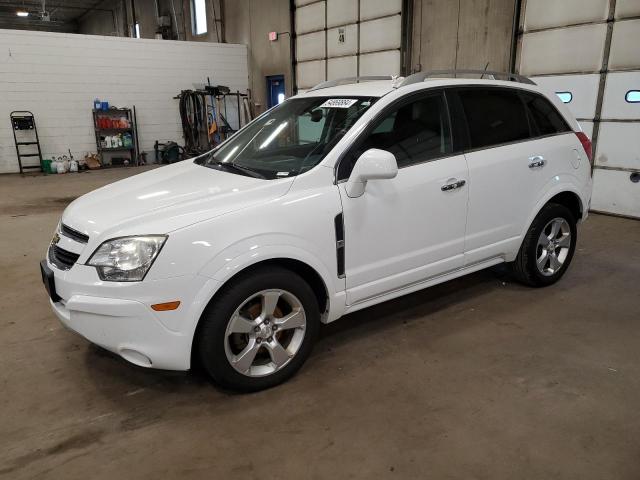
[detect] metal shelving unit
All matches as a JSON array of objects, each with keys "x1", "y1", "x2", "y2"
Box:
[{"x1": 92, "y1": 108, "x2": 138, "y2": 166}]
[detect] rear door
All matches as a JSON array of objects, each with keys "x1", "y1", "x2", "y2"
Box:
[{"x1": 452, "y1": 86, "x2": 570, "y2": 265}]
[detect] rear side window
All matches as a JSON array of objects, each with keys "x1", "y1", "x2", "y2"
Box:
[
  {"x1": 458, "y1": 88, "x2": 530, "y2": 149},
  {"x1": 521, "y1": 92, "x2": 571, "y2": 136}
]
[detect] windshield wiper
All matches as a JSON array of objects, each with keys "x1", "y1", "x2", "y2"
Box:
[{"x1": 210, "y1": 161, "x2": 266, "y2": 179}]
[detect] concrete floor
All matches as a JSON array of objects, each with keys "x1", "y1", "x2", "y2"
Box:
[{"x1": 1, "y1": 167, "x2": 639, "y2": 480}]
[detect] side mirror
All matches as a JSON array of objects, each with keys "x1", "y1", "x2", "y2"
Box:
[{"x1": 345, "y1": 148, "x2": 398, "y2": 198}]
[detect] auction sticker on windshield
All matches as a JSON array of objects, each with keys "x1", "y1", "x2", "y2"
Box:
[{"x1": 319, "y1": 99, "x2": 358, "y2": 108}]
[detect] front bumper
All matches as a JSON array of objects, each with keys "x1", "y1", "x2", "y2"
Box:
[
  {"x1": 50, "y1": 295, "x2": 191, "y2": 370},
  {"x1": 43, "y1": 259, "x2": 218, "y2": 371}
]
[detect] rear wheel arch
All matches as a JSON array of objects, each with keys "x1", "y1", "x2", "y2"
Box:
[{"x1": 547, "y1": 191, "x2": 583, "y2": 221}]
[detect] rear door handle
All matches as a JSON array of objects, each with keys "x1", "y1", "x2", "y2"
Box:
[
  {"x1": 441, "y1": 179, "x2": 466, "y2": 191},
  {"x1": 528, "y1": 155, "x2": 546, "y2": 168}
]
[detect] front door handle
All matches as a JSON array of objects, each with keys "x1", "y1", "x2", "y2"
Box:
[
  {"x1": 528, "y1": 155, "x2": 546, "y2": 168},
  {"x1": 441, "y1": 179, "x2": 466, "y2": 191}
]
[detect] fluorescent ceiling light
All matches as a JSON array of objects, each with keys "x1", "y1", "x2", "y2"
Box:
[{"x1": 17, "y1": 11, "x2": 29, "y2": 17}]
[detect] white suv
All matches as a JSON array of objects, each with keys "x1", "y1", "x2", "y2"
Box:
[{"x1": 41, "y1": 72, "x2": 593, "y2": 391}]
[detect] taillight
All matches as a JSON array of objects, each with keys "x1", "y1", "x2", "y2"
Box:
[{"x1": 575, "y1": 131, "x2": 592, "y2": 163}]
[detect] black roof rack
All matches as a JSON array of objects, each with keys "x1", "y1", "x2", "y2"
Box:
[
  {"x1": 307, "y1": 76, "x2": 395, "y2": 92},
  {"x1": 398, "y1": 70, "x2": 536, "y2": 87}
]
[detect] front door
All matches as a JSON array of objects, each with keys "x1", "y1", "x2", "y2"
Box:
[{"x1": 338, "y1": 91, "x2": 469, "y2": 305}]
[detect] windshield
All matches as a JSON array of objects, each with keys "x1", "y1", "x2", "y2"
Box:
[{"x1": 197, "y1": 96, "x2": 377, "y2": 179}]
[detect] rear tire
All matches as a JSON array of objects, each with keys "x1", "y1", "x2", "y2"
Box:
[
  {"x1": 510, "y1": 203, "x2": 577, "y2": 287},
  {"x1": 196, "y1": 266, "x2": 320, "y2": 392}
]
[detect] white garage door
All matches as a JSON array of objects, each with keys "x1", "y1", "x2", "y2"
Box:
[
  {"x1": 293, "y1": 0, "x2": 403, "y2": 91},
  {"x1": 517, "y1": 0, "x2": 640, "y2": 218}
]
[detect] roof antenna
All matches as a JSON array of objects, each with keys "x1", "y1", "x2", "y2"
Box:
[{"x1": 480, "y1": 62, "x2": 490, "y2": 79}]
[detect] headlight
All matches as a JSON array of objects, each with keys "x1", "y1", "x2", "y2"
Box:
[{"x1": 87, "y1": 236, "x2": 167, "y2": 282}]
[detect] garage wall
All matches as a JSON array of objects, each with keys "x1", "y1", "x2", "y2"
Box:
[
  {"x1": 517, "y1": 0, "x2": 640, "y2": 218},
  {"x1": 0, "y1": 29, "x2": 247, "y2": 174},
  {"x1": 223, "y1": 0, "x2": 293, "y2": 113},
  {"x1": 293, "y1": 0, "x2": 404, "y2": 91},
  {"x1": 411, "y1": 0, "x2": 517, "y2": 73}
]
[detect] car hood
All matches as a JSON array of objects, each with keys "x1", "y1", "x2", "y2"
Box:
[{"x1": 62, "y1": 161, "x2": 294, "y2": 240}]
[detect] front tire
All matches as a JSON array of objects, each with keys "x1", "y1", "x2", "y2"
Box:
[
  {"x1": 196, "y1": 266, "x2": 320, "y2": 392},
  {"x1": 511, "y1": 203, "x2": 577, "y2": 287}
]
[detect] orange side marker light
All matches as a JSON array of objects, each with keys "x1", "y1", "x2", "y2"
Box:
[{"x1": 151, "y1": 301, "x2": 181, "y2": 311}]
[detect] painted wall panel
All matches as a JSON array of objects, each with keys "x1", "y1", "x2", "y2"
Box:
[
  {"x1": 295, "y1": 0, "x2": 319, "y2": 7},
  {"x1": 295, "y1": 2, "x2": 326, "y2": 34},
  {"x1": 615, "y1": 0, "x2": 640, "y2": 19},
  {"x1": 411, "y1": 0, "x2": 458, "y2": 70},
  {"x1": 601, "y1": 71, "x2": 640, "y2": 119},
  {"x1": 327, "y1": 56, "x2": 358, "y2": 80},
  {"x1": 531, "y1": 74, "x2": 601, "y2": 119},
  {"x1": 455, "y1": 0, "x2": 516, "y2": 71},
  {"x1": 360, "y1": 0, "x2": 402, "y2": 21},
  {"x1": 327, "y1": 0, "x2": 358, "y2": 27},
  {"x1": 359, "y1": 16, "x2": 402, "y2": 53},
  {"x1": 327, "y1": 24, "x2": 358, "y2": 57},
  {"x1": 523, "y1": 0, "x2": 608, "y2": 31},
  {"x1": 0, "y1": 29, "x2": 247, "y2": 174},
  {"x1": 608, "y1": 19, "x2": 640, "y2": 70},
  {"x1": 595, "y1": 122, "x2": 640, "y2": 170},
  {"x1": 296, "y1": 31, "x2": 326, "y2": 62},
  {"x1": 359, "y1": 50, "x2": 401, "y2": 76},
  {"x1": 296, "y1": 60, "x2": 326, "y2": 89},
  {"x1": 591, "y1": 169, "x2": 640, "y2": 217},
  {"x1": 519, "y1": 24, "x2": 607, "y2": 75},
  {"x1": 579, "y1": 121, "x2": 595, "y2": 139}
]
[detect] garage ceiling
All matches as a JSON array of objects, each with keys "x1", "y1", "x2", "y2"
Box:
[{"x1": 0, "y1": 0, "x2": 107, "y2": 32}]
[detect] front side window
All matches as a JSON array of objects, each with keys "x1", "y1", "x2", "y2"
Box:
[
  {"x1": 338, "y1": 93, "x2": 452, "y2": 178},
  {"x1": 458, "y1": 88, "x2": 530, "y2": 149},
  {"x1": 199, "y1": 96, "x2": 376, "y2": 179},
  {"x1": 521, "y1": 92, "x2": 571, "y2": 136}
]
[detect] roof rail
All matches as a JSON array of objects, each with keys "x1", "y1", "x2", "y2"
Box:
[
  {"x1": 308, "y1": 76, "x2": 394, "y2": 92},
  {"x1": 398, "y1": 70, "x2": 536, "y2": 87}
]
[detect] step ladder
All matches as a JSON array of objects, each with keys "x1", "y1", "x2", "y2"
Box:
[{"x1": 11, "y1": 111, "x2": 43, "y2": 174}]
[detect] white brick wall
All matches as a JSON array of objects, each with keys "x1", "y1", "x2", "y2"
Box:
[{"x1": 0, "y1": 29, "x2": 248, "y2": 173}]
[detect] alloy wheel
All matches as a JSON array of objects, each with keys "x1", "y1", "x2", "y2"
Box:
[
  {"x1": 224, "y1": 289, "x2": 307, "y2": 377},
  {"x1": 536, "y1": 217, "x2": 572, "y2": 276}
]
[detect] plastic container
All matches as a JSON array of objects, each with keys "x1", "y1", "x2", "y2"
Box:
[
  {"x1": 41, "y1": 158, "x2": 52, "y2": 174},
  {"x1": 56, "y1": 159, "x2": 66, "y2": 174},
  {"x1": 101, "y1": 101, "x2": 109, "y2": 110},
  {"x1": 94, "y1": 98, "x2": 101, "y2": 110}
]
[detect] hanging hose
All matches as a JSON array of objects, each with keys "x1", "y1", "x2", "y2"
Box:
[{"x1": 178, "y1": 90, "x2": 208, "y2": 156}]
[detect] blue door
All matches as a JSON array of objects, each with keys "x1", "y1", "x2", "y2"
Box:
[{"x1": 266, "y1": 75, "x2": 285, "y2": 108}]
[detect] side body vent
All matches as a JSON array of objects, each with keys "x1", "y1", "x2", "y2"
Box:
[{"x1": 334, "y1": 213, "x2": 345, "y2": 278}]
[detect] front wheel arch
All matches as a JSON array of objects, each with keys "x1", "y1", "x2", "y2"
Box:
[{"x1": 191, "y1": 258, "x2": 329, "y2": 368}]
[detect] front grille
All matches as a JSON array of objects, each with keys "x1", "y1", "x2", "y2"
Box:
[
  {"x1": 49, "y1": 244, "x2": 80, "y2": 270},
  {"x1": 61, "y1": 224, "x2": 89, "y2": 244}
]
